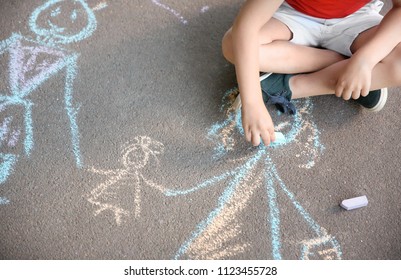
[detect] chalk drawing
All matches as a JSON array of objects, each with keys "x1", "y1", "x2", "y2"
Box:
[
  {"x1": 92, "y1": 2, "x2": 108, "y2": 11},
  {"x1": 86, "y1": 136, "x2": 166, "y2": 225},
  {"x1": 0, "y1": 0, "x2": 107, "y2": 185},
  {"x1": 0, "y1": 114, "x2": 21, "y2": 149},
  {"x1": 164, "y1": 88, "x2": 341, "y2": 260},
  {"x1": 0, "y1": 154, "x2": 18, "y2": 185},
  {"x1": 0, "y1": 197, "x2": 10, "y2": 205},
  {"x1": 150, "y1": 1, "x2": 211, "y2": 24},
  {"x1": 151, "y1": 0, "x2": 188, "y2": 25},
  {"x1": 200, "y1": 6, "x2": 210, "y2": 13},
  {"x1": 28, "y1": 0, "x2": 98, "y2": 46},
  {"x1": 0, "y1": 105, "x2": 20, "y2": 189}
]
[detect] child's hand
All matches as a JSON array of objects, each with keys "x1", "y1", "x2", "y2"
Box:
[
  {"x1": 242, "y1": 101, "x2": 276, "y2": 147},
  {"x1": 335, "y1": 58, "x2": 373, "y2": 100}
]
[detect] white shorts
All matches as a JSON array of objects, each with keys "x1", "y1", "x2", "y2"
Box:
[{"x1": 272, "y1": 0, "x2": 384, "y2": 56}]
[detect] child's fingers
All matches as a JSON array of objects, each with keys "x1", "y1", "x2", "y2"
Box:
[
  {"x1": 360, "y1": 86, "x2": 369, "y2": 97},
  {"x1": 336, "y1": 82, "x2": 353, "y2": 100},
  {"x1": 269, "y1": 127, "x2": 276, "y2": 142},
  {"x1": 245, "y1": 127, "x2": 252, "y2": 143},
  {"x1": 260, "y1": 130, "x2": 270, "y2": 147},
  {"x1": 335, "y1": 85, "x2": 343, "y2": 98},
  {"x1": 341, "y1": 88, "x2": 352, "y2": 100},
  {"x1": 251, "y1": 131, "x2": 261, "y2": 146},
  {"x1": 352, "y1": 89, "x2": 362, "y2": 100},
  {"x1": 351, "y1": 85, "x2": 366, "y2": 100}
]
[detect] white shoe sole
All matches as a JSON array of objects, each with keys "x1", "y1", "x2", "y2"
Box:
[{"x1": 366, "y1": 88, "x2": 388, "y2": 112}]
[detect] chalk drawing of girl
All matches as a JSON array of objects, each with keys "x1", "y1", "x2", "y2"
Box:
[
  {"x1": 0, "y1": 0, "x2": 107, "y2": 186},
  {"x1": 164, "y1": 88, "x2": 342, "y2": 260},
  {"x1": 86, "y1": 136, "x2": 166, "y2": 226}
]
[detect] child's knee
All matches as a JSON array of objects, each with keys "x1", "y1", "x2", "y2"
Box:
[{"x1": 222, "y1": 28, "x2": 234, "y2": 63}]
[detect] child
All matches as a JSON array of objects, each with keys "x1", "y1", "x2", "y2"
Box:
[{"x1": 222, "y1": 0, "x2": 401, "y2": 146}]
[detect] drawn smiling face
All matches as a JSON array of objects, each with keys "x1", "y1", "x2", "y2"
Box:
[{"x1": 29, "y1": 0, "x2": 97, "y2": 45}]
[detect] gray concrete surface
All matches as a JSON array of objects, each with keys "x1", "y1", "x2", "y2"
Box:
[{"x1": 0, "y1": 0, "x2": 400, "y2": 260}]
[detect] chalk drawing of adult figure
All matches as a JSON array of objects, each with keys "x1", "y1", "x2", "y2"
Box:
[
  {"x1": 0, "y1": 104, "x2": 22, "y2": 184},
  {"x1": 164, "y1": 89, "x2": 342, "y2": 260},
  {"x1": 87, "y1": 136, "x2": 166, "y2": 226},
  {"x1": 0, "y1": 0, "x2": 106, "y2": 185}
]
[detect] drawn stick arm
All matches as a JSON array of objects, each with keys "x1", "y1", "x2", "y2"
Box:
[
  {"x1": 164, "y1": 165, "x2": 246, "y2": 197},
  {"x1": 140, "y1": 174, "x2": 165, "y2": 192},
  {"x1": 88, "y1": 166, "x2": 121, "y2": 176}
]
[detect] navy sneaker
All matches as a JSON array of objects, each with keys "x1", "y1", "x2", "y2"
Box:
[
  {"x1": 260, "y1": 73, "x2": 296, "y2": 114},
  {"x1": 356, "y1": 88, "x2": 388, "y2": 112}
]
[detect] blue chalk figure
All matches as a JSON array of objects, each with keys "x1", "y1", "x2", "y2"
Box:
[
  {"x1": 165, "y1": 88, "x2": 342, "y2": 260},
  {"x1": 0, "y1": 0, "x2": 102, "y2": 186}
]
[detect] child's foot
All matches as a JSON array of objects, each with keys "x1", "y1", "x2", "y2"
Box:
[
  {"x1": 260, "y1": 73, "x2": 296, "y2": 114},
  {"x1": 355, "y1": 88, "x2": 388, "y2": 112}
]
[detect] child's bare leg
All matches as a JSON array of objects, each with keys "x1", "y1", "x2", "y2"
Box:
[
  {"x1": 222, "y1": 18, "x2": 345, "y2": 74},
  {"x1": 259, "y1": 41, "x2": 345, "y2": 74},
  {"x1": 290, "y1": 27, "x2": 401, "y2": 99}
]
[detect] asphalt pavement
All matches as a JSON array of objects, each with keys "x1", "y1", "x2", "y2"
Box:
[{"x1": 0, "y1": 0, "x2": 400, "y2": 260}]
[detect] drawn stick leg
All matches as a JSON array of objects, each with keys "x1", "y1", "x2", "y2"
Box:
[
  {"x1": 0, "y1": 153, "x2": 18, "y2": 184},
  {"x1": 64, "y1": 54, "x2": 83, "y2": 167},
  {"x1": 0, "y1": 98, "x2": 31, "y2": 184},
  {"x1": 22, "y1": 100, "x2": 34, "y2": 156}
]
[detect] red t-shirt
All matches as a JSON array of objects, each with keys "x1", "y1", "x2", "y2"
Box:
[{"x1": 286, "y1": 0, "x2": 371, "y2": 19}]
